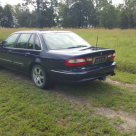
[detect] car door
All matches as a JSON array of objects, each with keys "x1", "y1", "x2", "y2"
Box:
[
  {"x1": 11, "y1": 33, "x2": 33, "y2": 72},
  {"x1": 0, "y1": 33, "x2": 20, "y2": 68}
]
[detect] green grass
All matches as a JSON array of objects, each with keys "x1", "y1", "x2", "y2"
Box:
[
  {"x1": 0, "y1": 28, "x2": 136, "y2": 84},
  {"x1": 72, "y1": 29, "x2": 136, "y2": 84},
  {"x1": 73, "y1": 29, "x2": 136, "y2": 74},
  {"x1": 0, "y1": 28, "x2": 136, "y2": 74},
  {"x1": 0, "y1": 70, "x2": 125, "y2": 136},
  {"x1": 109, "y1": 69, "x2": 136, "y2": 85},
  {"x1": 1, "y1": 69, "x2": 136, "y2": 135},
  {"x1": 0, "y1": 28, "x2": 136, "y2": 135},
  {"x1": 55, "y1": 80, "x2": 136, "y2": 113}
]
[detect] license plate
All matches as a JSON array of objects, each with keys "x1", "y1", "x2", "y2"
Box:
[{"x1": 94, "y1": 57, "x2": 106, "y2": 64}]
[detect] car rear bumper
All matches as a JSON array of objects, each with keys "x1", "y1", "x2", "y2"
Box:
[{"x1": 49, "y1": 62, "x2": 116, "y2": 83}]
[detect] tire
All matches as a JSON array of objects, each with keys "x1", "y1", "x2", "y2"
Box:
[
  {"x1": 0, "y1": 65, "x2": 3, "y2": 69},
  {"x1": 31, "y1": 64, "x2": 51, "y2": 89}
]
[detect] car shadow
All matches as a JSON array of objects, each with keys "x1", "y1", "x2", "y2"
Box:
[
  {"x1": 0, "y1": 67, "x2": 122, "y2": 108},
  {"x1": 51, "y1": 78, "x2": 123, "y2": 108}
]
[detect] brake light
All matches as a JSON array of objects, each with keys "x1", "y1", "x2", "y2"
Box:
[
  {"x1": 66, "y1": 52, "x2": 115, "y2": 66},
  {"x1": 86, "y1": 57, "x2": 94, "y2": 64},
  {"x1": 65, "y1": 58, "x2": 87, "y2": 66},
  {"x1": 111, "y1": 52, "x2": 116, "y2": 59},
  {"x1": 107, "y1": 54, "x2": 112, "y2": 60},
  {"x1": 106, "y1": 52, "x2": 115, "y2": 60}
]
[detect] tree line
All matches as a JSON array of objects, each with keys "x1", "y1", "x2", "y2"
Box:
[{"x1": 0, "y1": 0, "x2": 136, "y2": 29}]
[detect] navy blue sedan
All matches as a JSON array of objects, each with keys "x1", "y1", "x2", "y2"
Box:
[{"x1": 0, "y1": 30, "x2": 116, "y2": 88}]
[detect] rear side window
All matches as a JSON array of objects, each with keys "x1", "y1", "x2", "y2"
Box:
[
  {"x1": 35, "y1": 35, "x2": 41, "y2": 50},
  {"x1": 16, "y1": 34, "x2": 31, "y2": 49},
  {"x1": 27, "y1": 34, "x2": 34, "y2": 49},
  {"x1": 3, "y1": 34, "x2": 19, "y2": 48}
]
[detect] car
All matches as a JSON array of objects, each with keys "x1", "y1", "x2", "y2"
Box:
[{"x1": 0, "y1": 30, "x2": 116, "y2": 89}]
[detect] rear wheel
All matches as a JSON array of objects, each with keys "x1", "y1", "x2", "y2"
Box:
[
  {"x1": 0, "y1": 65, "x2": 3, "y2": 69},
  {"x1": 31, "y1": 65, "x2": 51, "y2": 89}
]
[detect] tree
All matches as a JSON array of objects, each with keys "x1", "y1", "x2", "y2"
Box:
[
  {"x1": 0, "y1": 6, "x2": 3, "y2": 27},
  {"x1": 12, "y1": 4, "x2": 32, "y2": 27},
  {"x1": 58, "y1": 0, "x2": 97, "y2": 28},
  {"x1": 95, "y1": 0, "x2": 117, "y2": 28},
  {"x1": 99, "y1": 5, "x2": 117, "y2": 28},
  {"x1": 23, "y1": 0, "x2": 57, "y2": 28},
  {"x1": 123, "y1": 0, "x2": 136, "y2": 28},
  {"x1": 1, "y1": 4, "x2": 14, "y2": 27}
]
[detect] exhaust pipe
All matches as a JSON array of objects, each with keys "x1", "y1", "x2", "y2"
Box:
[
  {"x1": 99, "y1": 72, "x2": 115, "y2": 81},
  {"x1": 111, "y1": 72, "x2": 115, "y2": 76}
]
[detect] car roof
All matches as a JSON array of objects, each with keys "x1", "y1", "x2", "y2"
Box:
[{"x1": 13, "y1": 30, "x2": 72, "y2": 34}]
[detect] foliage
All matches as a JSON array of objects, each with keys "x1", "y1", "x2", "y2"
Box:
[
  {"x1": 58, "y1": 0, "x2": 97, "y2": 28},
  {"x1": 98, "y1": 3, "x2": 117, "y2": 28},
  {"x1": 23, "y1": 0, "x2": 57, "y2": 28},
  {"x1": 12, "y1": 4, "x2": 32, "y2": 27},
  {"x1": 0, "y1": 4, "x2": 14, "y2": 27},
  {"x1": 0, "y1": 0, "x2": 136, "y2": 28}
]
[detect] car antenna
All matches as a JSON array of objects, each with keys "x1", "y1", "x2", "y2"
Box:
[
  {"x1": 96, "y1": 36, "x2": 98, "y2": 48},
  {"x1": 96, "y1": 28, "x2": 99, "y2": 49}
]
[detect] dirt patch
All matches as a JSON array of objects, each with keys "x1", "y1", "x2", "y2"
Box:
[
  {"x1": 1, "y1": 68, "x2": 136, "y2": 132},
  {"x1": 50, "y1": 90, "x2": 136, "y2": 132},
  {"x1": 95, "y1": 107, "x2": 136, "y2": 131},
  {"x1": 107, "y1": 78, "x2": 136, "y2": 88}
]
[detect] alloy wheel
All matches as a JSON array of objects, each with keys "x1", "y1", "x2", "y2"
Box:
[{"x1": 33, "y1": 67, "x2": 45, "y2": 87}]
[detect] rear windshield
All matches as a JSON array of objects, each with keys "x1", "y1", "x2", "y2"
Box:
[{"x1": 42, "y1": 32, "x2": 91, "y2": 50}]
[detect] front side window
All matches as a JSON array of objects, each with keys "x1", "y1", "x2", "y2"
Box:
[
  {"x1": 3, "y1": 34, "x2": 19, "y2": 48},
  {"x1": 35, "y1": 35, "x2": 41, "y2": 50},
  {"x1": 16, "y1": 34, "x2": 31, "y2": 49},
  {"x1": 42, "y1": 32, "x2": 91, "y2": 50}
]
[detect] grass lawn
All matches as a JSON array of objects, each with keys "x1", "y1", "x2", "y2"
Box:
[
  {"x1": 0, "y1": 28, "x2": 136, "y2": 135},
  {"x1": 74, "y1": 29, "x2": 136, "y2": 74},
  {"x1": 0, "y1": 69, "x2": 136, "y2": 135},
  {"x1": 109, "y1": 69, "x2": 136, "y2": 85},
  {"x1": 0, "y1": 70, "x2": 120, "y2": 136},
  {"x1": 55, "y1": 79, "x2": 136, "y2": 113},
  {"x1": 0, "y1": 28, "x2": 136, "y2": 84}
]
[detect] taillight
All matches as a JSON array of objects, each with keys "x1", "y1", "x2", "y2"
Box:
[
  {"x1": 65, "y1": 58, "x2": 87, "y2": 66},
  {"x1": 111, "y1": 52, "x2": 116, "y2": 59},
  {"x1": 66, "y1": 52, "x2": 116, "y2": 66},
  {"x1": 86, "y1": 57, "x2": 94, "y2": 64},
  {"x1": 106, "y1": 52, "x2": 115, "y2": 60}
]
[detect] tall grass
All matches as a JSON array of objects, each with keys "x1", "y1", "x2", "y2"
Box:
[
  {"x1": 72, "y1": 29, "x2": 136, "y2": 74},
  {"x1": 0, "y1": 28, "x2": 136, "y2": 74}
]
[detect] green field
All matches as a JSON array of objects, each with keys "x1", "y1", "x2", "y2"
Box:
[
  {"x1": 74, "y1": 29, "x2": 136, "y2": 74},
  {"x1": 0, "y1": 28, "x2": 136, "y2": 135},
  {"x1": 0, "y1": 68, "x2": 136, "y2": 135},
  {"x1": 0, "y1": 28, "x2": 136, "y2": 84}
]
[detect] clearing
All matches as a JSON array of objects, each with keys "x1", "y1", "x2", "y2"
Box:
[{"x1": 1, "y1": 67, "x2": 136, "y2": 135}]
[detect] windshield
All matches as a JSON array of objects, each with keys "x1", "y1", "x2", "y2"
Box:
[{"x1": 42, "y1": 32, "x2": 91, "y2": 50}]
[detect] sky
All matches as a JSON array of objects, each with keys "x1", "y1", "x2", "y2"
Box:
[{"x1": 0, "y1": 0, "x2": 124, "y2": 7}]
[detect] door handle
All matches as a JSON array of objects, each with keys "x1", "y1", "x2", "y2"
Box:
[
  {"x1": 25, "y1": 52, "x2": 30, "y2": 56},
  {"x1": 7, "y1": 50, "x2": 12, "y2": 53}
]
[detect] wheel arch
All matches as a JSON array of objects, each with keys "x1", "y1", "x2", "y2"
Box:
[
  {"x1": 29, "y1": 62, "x2": 43, "y2": 74},
  {"x1": 29, "y1": 57, "x2": 44, "y2": 74}
]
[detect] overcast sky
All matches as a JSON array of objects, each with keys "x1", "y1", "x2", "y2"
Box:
[{"x1": 1, "y1": 0, "x2": 124, "y2": 6}]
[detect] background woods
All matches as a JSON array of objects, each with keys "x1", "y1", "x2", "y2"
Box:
[{"x1": 0, "y1": 0, "x2": 136, "y2": 29}]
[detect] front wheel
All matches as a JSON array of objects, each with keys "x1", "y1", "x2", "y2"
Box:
[{"x1": 31, "y1": 65, "x2": 51, "y2": 89}]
